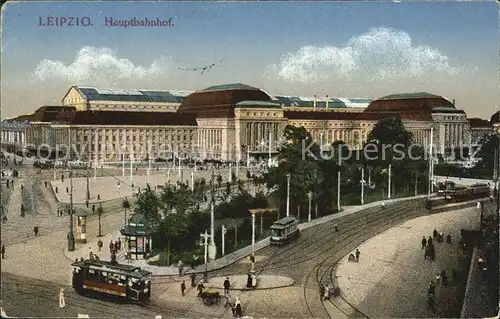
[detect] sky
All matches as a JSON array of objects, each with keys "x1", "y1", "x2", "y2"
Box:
[{"x1": 1, "y1": 1, "x2": 499, "y2": 120}]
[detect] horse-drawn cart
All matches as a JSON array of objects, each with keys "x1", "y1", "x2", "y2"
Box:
[{"x1": 200, "y1": 289, "x2": 221, "y2": 306}]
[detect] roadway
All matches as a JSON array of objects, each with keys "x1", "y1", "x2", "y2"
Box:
[{"x1": 207, "y1": 199, "x2": 430, "y2": 318}]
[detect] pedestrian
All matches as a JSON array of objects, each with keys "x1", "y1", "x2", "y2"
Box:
[
  {"x1": 89, "y1": 251, "x2": 94, "y2": 260},
  {"x1": 66, "y1": 187, "x2": 69, "y2": 193},
  {"x1": 320, "y1": 283, "x2": 325, "y2": 299},
  {"x1": 433, "y1": 229, "x2": 438, "y2": 238},
  {"x1": 178, "y1": 260, "x2": 184, "y2": 276},
  {"x1": 323, "y1": 284, "x2": 330, "y2": 300},
  {"x1": 33, "y1": 226, "x2": 39, "y2": 237},
  {"x1": 2, "y1": 215, "x2": 7, "y2": 224},
  {"x1": 59, "y1": 288, "x2": 66, "y2": 308},
  {"x1": 191, "y1": 273, "x2": 196, "y2": 287},
  {"x1": 436, "y1": 273, "x2": 441, "y2": 284},
  {"x1": 234, "y1": 296, "x2": 242, "y2": 317},
  {"x1": 114, "y1": 241, "x2": 119, "y2": 252},
  {"x1": 85, "y1": 200, "x2": 89, "y2": 208},
  {"x1": 117, "y1": 238, "x2": 122, "y2": 250},
  {"x1": 197, "y1": 280, "x2": 205, "y2": 296},
  {"x1": 223, "y1": 277, "x2": 231, "y2": 295},
  {"x1": 92, "y1": 204, "x2": 95, "y2": 213},
  {"x1": 251, "y1": 274, "x2": 257, "y2": 290},
  {"x1": 44, "y1": 181, "x2": 47, "y2": 187},
  {"x1": 355, "y1": 249, "x2": 361, "y2": 262},
  {"x1": 97, "y1": 239, "x2": 103, "y2": 252},
  {"x1": 61, "y1": 174, "x2": 64, "y2": 182},
  {"x1": 109, "y1": 241, "x2": 114, "y2": 254},
  {"x1": 1, "y1": 245, "x2": 5, "y2": 259},
  {"x1": 334, "y1": 224, "x2": 339, "y2": 232},
  {"x1": 126, "y1": 249, "x2": 131, "y2": 263},
  {"x1": 181, "y1": 280, "x2": 186, "y2": 296},
  {"x1": 97, "y1": 194, "x2": 100, "y2": 200},
  {"x1": 421, "y1": 236, "x2": 427, "y2": 250},
  {"x1": 428, "y1": 236, "x2": 433, "y2": 247}
]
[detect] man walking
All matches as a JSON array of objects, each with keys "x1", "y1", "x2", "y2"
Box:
[
  {"x1": 181, "y1": 280, "x2": 186, "y2": 296},
  {"x1": 355, "y1": 249, "x2": 361, "y2": 262},
  {"x1": 1, "y1": 245, "x2": 5, "y2": 259},
  {"x1": 223, "y1": 277, "x2": 231, "y2": 295},
  {"x1": 421, "y1": 236, "x2": 427, "y2": 250}
]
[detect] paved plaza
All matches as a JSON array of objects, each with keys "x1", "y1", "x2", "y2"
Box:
[
  {"x1": 335, "y1": 206, "x2": 480, "y2": 318},
  {"x1": 51, "y1": 168, "x2": 249, "y2": 204}
]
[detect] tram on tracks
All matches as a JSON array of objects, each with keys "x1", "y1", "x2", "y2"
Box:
[
  {"x1": 442, "y1": 182, "x2": 490, "y2": 201},
  {"x1": 270, "y1": 216, "x2": 300, "y2": 245},
  {"x1": 71, "y1": 259, "x2": 152, "y2": 304}
]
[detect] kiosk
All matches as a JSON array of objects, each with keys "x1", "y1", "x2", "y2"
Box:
[{"x1": 120, "y1": 213, "x2": 159, "y2": 260}]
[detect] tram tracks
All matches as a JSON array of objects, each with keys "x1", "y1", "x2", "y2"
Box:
[
  {"x1": 303, "y1": 200, "x2": 429, "y2": 318},
  {"x1": 1, "y1": 274, "x2": 198, "y2": 318}
]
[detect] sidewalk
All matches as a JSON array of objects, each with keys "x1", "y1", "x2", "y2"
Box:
[
  {"x1": 63, "y1": 194, "x2": 430, "y2": 277},
  {"x1": 333, "y1": 206, "x2": 479, "y2": 318}
]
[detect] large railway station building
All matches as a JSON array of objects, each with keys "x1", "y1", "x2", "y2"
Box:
[{"x1": 1, "y1": 83, "x2": 475, "y2": 163}]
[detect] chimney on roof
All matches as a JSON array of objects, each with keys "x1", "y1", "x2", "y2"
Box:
[
  {"x1": 314, "y1": 95, "x2": 317, "y2": 110},
  {"x1": 326, "y1": 95, "x2": 329, "y2": 109},
  {"x1": 452, "y1": 99, "x2": 455, "y2": 106}
]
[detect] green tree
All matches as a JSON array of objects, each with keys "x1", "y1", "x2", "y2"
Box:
[{"x1": 473, "y1": 133, "x2": 499, "y2": 178}]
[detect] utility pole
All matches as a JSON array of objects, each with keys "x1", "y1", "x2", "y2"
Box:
[
  {"x1": 191, "y1": 171, "x2": 194, "y2": 192},
  {"x1": 286, "y1": 173, "x2": 291, "y2": 217},
  {"x1": 68, "y1": 166, "x2": 75, "y2": 251},
  {"x1": 388, "y1": 164, "x2": 392, "y2": 199},
  {"x1": 200, "y1": 230, "x2": 210, "y2": 282},
  {"x1": 337, "y1": 159, "x2": 341, "y2": 212},
  {"x1": 414, "y1": 173, "x2": 418, "y2": 196},
  {"x1": 228, "y1": 162, "x2": 232, "y2": 183},
  {"x1": 208, "y1": 203, "x2": 216, "y2": 261},
  {"x1": 251, "y1": 211, "x2": 256, "y2": 273},
  {"x1": 268, "y1": 131, "x2": 272, "y2": 167},
  {"x1": 361, "y1": 167, "x2": 365, "y2": 205},
  {"x1": 308, "y1": 191, "x2": 312, "y2": 222},
  {"x1": 221, "y1": 225, "x2": 226, "y2": 256},
  {"x1": 129, "y1": 156, "x2": 133, "y2": 181},
  {"x1": 122, "y1": 153, "x2": 125, "y2": 176}
]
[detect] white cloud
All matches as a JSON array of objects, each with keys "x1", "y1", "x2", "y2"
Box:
[
  {"x1": 32, "y1": 46, "x2": 172, "y2": 84},
  {"x1": 268, "y1": 27, "x2": 457, "y2": 83}
]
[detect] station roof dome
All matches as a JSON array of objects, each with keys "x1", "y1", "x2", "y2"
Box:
[
  {"x1": 366, "y1": 92, "x2": 464, "y2": 114},
  {"x1": 176, "y1": 83, "x2": 273, "y2": 118}
]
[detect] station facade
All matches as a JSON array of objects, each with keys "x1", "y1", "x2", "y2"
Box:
[{"x1": 0, "y1": 83, "x2": 476, "y2": 162}]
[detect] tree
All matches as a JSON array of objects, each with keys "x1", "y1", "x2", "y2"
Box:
[
  {"x1": 473, "y1": 133, "x2": 499, "y2": 178},
  {"x1": 216, "y1": 174, "x2": 223, "y2": 198},
  {"x1": 96, "y1": 204, "x2": 104, "y2": 237},
  {"x1": 122, "y1": 198, "x2": 130, "y2": 226}
]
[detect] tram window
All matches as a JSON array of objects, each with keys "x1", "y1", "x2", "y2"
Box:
[
  {"x1": 272, "y1": 229, "x2": 283, "y2": 237},
  {"x1": 87, "y1": 269, "x2": 100, "y2": 281}
]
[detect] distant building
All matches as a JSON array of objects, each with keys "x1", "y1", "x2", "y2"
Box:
[{"x1": 468, "y1": 118, "x2": 493, "y2": 146}]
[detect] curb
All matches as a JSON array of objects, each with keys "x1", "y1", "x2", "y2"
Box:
[{"x1": 460, "y1": 247, "x2": 478, "y2": 318}]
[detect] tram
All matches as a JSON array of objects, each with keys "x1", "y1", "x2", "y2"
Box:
[
  {"x1": 442, "y1": 183, "x2": 490, "y2": 200},
  {"x1": 270, "y1": 216, "x2": 300, "y2": 245},
  {"x1": 71, "y1": 259, "x2": 152, "y2": 304}
]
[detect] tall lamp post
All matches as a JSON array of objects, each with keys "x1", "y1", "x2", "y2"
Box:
[
  {"x1": 68, "y1": 166, "x2": 75, "y2": 251},
  {"x1": 388, "y1": 164, "x2": 392, "y2": 199},
  {"x1": 200, "y1": 230, "x2": 210, "y2": 282},
  {"x1": 250, "y1": 210, "x2": 256, "y2": 273},
  {"x1": 221, "y1": 225, "x2": 227, "y2": 256},
  {"x1": 308, "y1": 191, "x2": 312, "y2": 222},
  {"x1": 286, "y1": 173, "x2": 291, "y2": 217},
  {"x1": 361, "y1": 167, "x2": 365, "y2": 205},
  {"x1": 337, "y1": 158, "x2": 341, "y2": 212}
]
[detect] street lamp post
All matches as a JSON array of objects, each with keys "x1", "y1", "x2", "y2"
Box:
[
  {"x1": 191, "y1": 171, "x2": 194, "y2": 192},
  {"x1": 221, "y1": 225, "x2": 227, "y2": 256},
  {"x1": 388, "y1": 164, "x2": 392, "y2": 199},
  {"x1": 268, "y1": 131, "x2": 272, "y2": 167},
  {"x1": 68, "y1": 167, "x2": 75, "y2": 251},
  {"x1": 286, "y1": 173, "x2": 291, "y2": 217},
  {"x1": 122, "y1": 153, "x2": 125, "y2": 176},
  {"x1": 361, "y1": 167, "x2": 365, "y2": 205},
  {"x1": 251, "y1": 211, "x2": 256, "y2": 273},
  {"x1": 200, "y1": 230, "x2": 210, "y2": 282},
  {"x1": 308, "y1": 191, "x2": 312, "y2": 222},
  {"x1": 228, "y1": 163, "x2": 232, "y2": 183},
  {"x1": 337, "y1": 159, "x2": 341, "y2": 212},
  {"x1": 129, "y1": 155, "x2": 133, "y2": 181}
]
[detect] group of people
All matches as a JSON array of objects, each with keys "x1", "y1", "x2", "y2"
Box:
[
  {"x1": 320, "y1": 283, "x2": 339, "y2": 300},
  {"x1": 422, "y1": 229, "x2": 452, "y2": 260},
  {"x1": 179, "y1": 275, "x2": 244, "y2": 317}
]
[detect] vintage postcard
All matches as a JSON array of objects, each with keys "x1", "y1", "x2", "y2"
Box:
[{"x1": 1, "y1": 1, "x2": 499, "y2": 318}]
